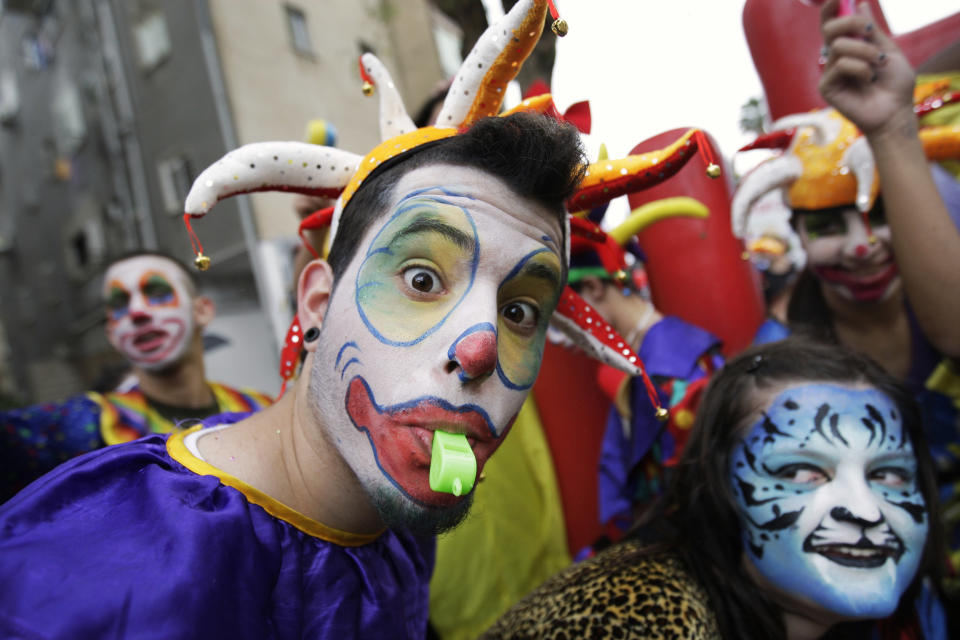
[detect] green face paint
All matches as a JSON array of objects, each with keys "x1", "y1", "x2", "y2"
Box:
[
  {"x1": 496, "y1": 249, "x2": 563, "y2": 389},
  {"x1": 355, "y1": 198, "x2": 478, "y2": 346},
  {"x1": 429, "y1": 431, "x2": 477, "y2": 496}
]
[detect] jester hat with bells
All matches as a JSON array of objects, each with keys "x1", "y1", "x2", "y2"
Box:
[
  {"x1": 731, "y1": 104, "x2": 960, "y2": 242},
  {"x1": 568, "y1": 195, "x2": 709, "y2": 288},
  {"x1": 182, "y1": 0, "x2": 719, "y2": 418}
]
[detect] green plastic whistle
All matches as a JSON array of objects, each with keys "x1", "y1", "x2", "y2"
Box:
[{"x1": 429, "y1": 431, "x2": 477, "y2": 497}]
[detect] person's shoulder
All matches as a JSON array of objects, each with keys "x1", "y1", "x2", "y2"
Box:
[
  {"x1": 482, "y1": 541, "x2": 720, "y2": 639},
  {"x1": 0, "y1": 434, "x2": 278, "y2": 636}
]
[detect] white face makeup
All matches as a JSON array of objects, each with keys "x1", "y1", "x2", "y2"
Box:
[
  {"x1": 730, "y1": 383, "x2": 928, "y2": 619},
  {"x1": 307, "y1": 164, "x2": 564, "y2": 533},
  {"x1": 103, "y1": 256, "x2": 197, "y2": 372},
  {"x1": 795, "y1": 205, "x2": 900, "y2": 303}
]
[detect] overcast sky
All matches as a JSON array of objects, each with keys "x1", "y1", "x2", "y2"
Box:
[
  {"x1": 547, "y1": 0, "x2": 957, "y2": 225},
  {"x1": 549, "y1": 0, "x2": 959, "y2": 161}
]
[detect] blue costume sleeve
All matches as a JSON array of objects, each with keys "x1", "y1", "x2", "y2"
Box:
[
  {"x1": 0, "y1": 394, "x2": 103, "y2": 501},
  {"x1": 596, "y1": 317, "x2": 722, "y2": 536}
]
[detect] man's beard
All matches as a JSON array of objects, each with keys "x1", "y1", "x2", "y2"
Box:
[{"x1": 367, "y1": 483, "x2": 474, "y2": 537}]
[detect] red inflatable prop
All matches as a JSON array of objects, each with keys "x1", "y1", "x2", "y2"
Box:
[{"x1": 743, "y1": 0, "x2": 960, "y2": 120}]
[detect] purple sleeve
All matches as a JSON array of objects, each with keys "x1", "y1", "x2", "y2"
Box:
[{"x1": 0, "y1": 436, "x2": 434, "y2": 638}]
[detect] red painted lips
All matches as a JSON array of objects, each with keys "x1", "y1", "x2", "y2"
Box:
[
  {"x1": 344, "y1": 376, "x2": 512, "y2": 506},
  {"x1": 813, "y1": 262, "x2": 899, "y2": 302}
]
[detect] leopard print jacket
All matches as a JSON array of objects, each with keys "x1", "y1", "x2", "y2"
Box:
[{"x1": 481, "y1": 540, "x2": 721, "y2": 639}]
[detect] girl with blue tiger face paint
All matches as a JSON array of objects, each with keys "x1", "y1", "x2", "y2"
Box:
[
  {"x1": 480, "y1": 338, "x2": 948, "y2": 640},
  {"x1": 731, "y1": 382, "x2": 928, "y2": 622}
]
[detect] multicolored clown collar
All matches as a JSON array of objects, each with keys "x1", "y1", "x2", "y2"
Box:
[
  {"x1": 181, "y1": 0, "x2": 722, "y2": 416},
  {"x1": 731, "y1": 92, "x2": 960, "y2": 240}
]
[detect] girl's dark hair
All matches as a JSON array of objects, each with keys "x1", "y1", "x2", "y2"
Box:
[
  {"x1": 786, "y1": 268, "x2": 837, "y2": 342},
  {"x1": 326, "y1": 112, "x2": 585, "y2": 279},
  {"x1": 628, "y1": 336, "x2": 944, "y2": 640}
]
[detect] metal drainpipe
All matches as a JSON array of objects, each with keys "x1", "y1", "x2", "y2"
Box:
[{"x1": 193, "y1": 0, "x2": 280, "y2": 360}]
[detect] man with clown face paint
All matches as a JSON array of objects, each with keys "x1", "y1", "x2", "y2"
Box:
[
  {"x1": 0, "y1": 113, "x2": 586, "y2": 638},
  {"x1": 102, "y1": 254, "x2": 202, "y2": 373},
  {"x1": 295, "y1": 158, "x2": 570, "y2": 535},
  {"x1": 0, "y1": 2, "x2": 720, "y2": 633},
  {"x1": 0, "y1": 251, "x2": 272, "y2": 501}
]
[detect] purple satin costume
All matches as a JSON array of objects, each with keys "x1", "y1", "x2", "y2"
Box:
[{"x1": 0, "y1": 417, "x2": 435, "y2": 639}]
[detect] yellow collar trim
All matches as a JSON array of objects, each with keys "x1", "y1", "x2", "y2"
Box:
[{"x1": 167, "y1": 425, "x2": 384, "y2": 546}]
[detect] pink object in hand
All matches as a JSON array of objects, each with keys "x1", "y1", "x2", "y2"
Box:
[{"x1": 796, "y1": 0, "x2": 855, "y2": 12}]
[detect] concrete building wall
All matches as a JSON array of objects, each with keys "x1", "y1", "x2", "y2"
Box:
[
  {"x1": 0, "y1": 0, "x2": 451, "y2": 402},
  {"x1": 0, "y1": 1, "x2": 137, "y2": 401},
  {"x1": 206, "y1": 0, "x2": 446, "y2": 240}
]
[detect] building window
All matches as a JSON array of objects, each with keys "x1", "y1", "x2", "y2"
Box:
[
  {"x1": 133, "y1": 11, "x2": 172, "y2": 72},
  {"x1": 157, "y1": 156, "x2": 192, "y2": 216},
  {"x1": 0, "y1": 68, "x2": 19, "y2": 125},
  {"x1": 51, "y1": 81, "x2": 86, "y2": 155},
  {"x1": 285, "y1": 5, "x2": 313, "y2": 57}
]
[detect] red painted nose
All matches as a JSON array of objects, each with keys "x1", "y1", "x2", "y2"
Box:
[
  {"x1": 130, "y1": 310, "x2": 151, "y2": 325},
  {"x1": 854, "y1": 244, "x2": 869, "y2": 258},
  {"x1": 453, "y1": 330, "x2": 497, "y2": 380}
]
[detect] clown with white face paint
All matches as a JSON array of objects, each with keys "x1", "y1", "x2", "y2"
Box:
[
  {"x1": 103, "y1": 255, "x2": 198, "y2": 371},
  {"x1": 0, "y1": 3, "x2": 720, "y2": 635},
  {"x1": 307, "y1": 164, "x2": 565, "y2": 531},
  {"x1": 730, "y1": 382, "x2": 927, "y2": 620},
  {"x1": 793, "y1": 201, "x2": 898, "y2": 305},
  {"x1": 0, "y1": 252, "x2": 273, "y2": 502}
]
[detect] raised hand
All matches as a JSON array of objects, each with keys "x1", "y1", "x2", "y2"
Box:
[{"x1": 817, "y1": 0, "x2": 916, "y2": 139}]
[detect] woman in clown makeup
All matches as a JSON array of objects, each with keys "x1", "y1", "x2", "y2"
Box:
[
  {"x1": 484, "y1": 337, "x2": 953, "y2": 639},
  {"x1": 735, "y1": 2, "x2": 960, "y2": 375}
]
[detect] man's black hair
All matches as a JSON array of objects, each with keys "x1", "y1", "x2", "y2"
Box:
[{"x1": 326, "y1": 112, "x2": 586, "y2": 279}]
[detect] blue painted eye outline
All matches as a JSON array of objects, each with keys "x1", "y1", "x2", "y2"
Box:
[
  {"x1": 354, "y1": 195, "x2": 479, "y2": 347},
  {"x1": 495, "y1": 247, "x2": 563, "y2": 391}
]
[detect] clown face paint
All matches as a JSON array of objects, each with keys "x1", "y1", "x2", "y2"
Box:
[
  {"x1": 103, "y1": 256, "x2": 197, "y2": 371},
  {"x1": 795, "y1": 205, "x2": 899, "y2": 303},
  {"x1": 308, "y1": 164, "x2": 563, "y2": 532},
  {"x1": 730, "y1": 383, "x2": 927, "y2": 619}
]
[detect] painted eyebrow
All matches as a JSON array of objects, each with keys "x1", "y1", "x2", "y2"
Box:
[
  {"x1": 391, "y1": 216, "x2": 475, "y2": 252},
  {"x1": 517, "y1": 260, "x2": 562, "y2": 290}
]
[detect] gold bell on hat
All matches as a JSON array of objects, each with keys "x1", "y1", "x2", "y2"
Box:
[
  {"x1": 194, "y1": 253, "x2": 211, "y2": 271},
  {"x1": 654, "y1": 406, "x2": 669, "y2": 422},
  {"x1": 551, "y1": 18, "x2": 568, "y2": 37},
  {"x1": 706, "y1": 163, "x2": 722, "y2": 179},
  {"x1": 362, "y1": 81, "x2": 375, "y2": 97}
]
